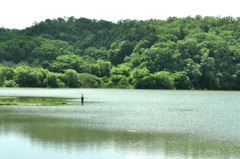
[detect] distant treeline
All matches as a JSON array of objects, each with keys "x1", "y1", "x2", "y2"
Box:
[{"x1": 1, "y1": 15, "x2": 240, "y2": 89}]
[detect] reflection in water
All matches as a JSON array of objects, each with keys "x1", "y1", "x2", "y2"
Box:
[
  {"x1": 0, "y1": 88, "x2": 240, "y2": 158},
  {"x1": 1, "y1": 106, "x2": 240, "y2": 159}
]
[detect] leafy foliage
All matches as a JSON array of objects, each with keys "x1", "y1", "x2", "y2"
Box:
[{"x1": 1, "y1": 16, "x2": 240, "y2": 89}]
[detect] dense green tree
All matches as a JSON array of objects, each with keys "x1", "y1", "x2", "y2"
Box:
[
  {"x1": 89, "y1": 60, "x2": 111, "y2": 77},
  {"x1": 142, "y1": 41, "x2": 179, "y2": 72},
  {"x1": 1, "y1": 16, "x2": 240, "y2": 90},
  {"x1": 78, "y1": 73, "x2": 102, "y2": 88},
  {"x1": 110, "y1": 64, "x2": 131, "y2": 77},
  {"x1": 108, "y1": 40, "x2": 134, "y2": 65},
  {"x1": 124, "y1": 52, "x2": 143, "y2": 68},
  {"x1": 3, "y1": 80, "x2": 19, "y2": 87},
  {"x1": 0, "y1": 65, "x2": 3, "y2": 86},
  {"x1": 50, "y1": 55, "x2": 94, "y2": 73},
  {"x1": 172, "y1": 72, "x2": 193, "y2": 89},
  {"x1": 84, "y1": 47, "x2": 108, "y2": 60},
  {"x1": 97, "y1": 60, "x2": 111, "y2": 77},
  {"x1": 44, "y1": 72, "x2": 65, "y2": 88},
  {"x1": 28, "y1": 68, "x2": 48, "y2": 87},
  {"x1": 108, "y1": 75, "x2": 130, "y2": 88},
  {"x1": 130, "y1": 67, "x2": 152, "y2": 89},
  {"x1": 184, "y1": 59, "x2": 202, "y2": 88},
  {"x1": 0, "y1": 67, "x2": 16, "y2": 81},
  {"x1": 15, "y1": 65, "x2": 31, "y2": 87},
  {"x1": 151, "y1": 71, "x2": 175, "y2": 89},
  {"x1": 0, "y1": 39, "x2": 26, "y2": 63},
  {"x1": 133, "y1": 40, "x2": 151, "y2": 53},
  {"x1": 64, "y1": 69, "x2": 79, "y2": 88},
  {"x1": 32, "y1": 39, "x2": 74, "y2": 62}
]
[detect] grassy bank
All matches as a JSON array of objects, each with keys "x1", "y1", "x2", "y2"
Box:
[{"x1": 0, "y1": 96, "x2": 79, "y2": 106}]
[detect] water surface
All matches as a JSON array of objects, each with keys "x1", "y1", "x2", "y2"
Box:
[{"x1": 0, "y1": 88, "x2": 240, "y2": 158}]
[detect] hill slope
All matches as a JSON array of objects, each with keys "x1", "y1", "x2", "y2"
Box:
[{"x1": 1, "y1": 16, "x2": 240, "y2": 89}]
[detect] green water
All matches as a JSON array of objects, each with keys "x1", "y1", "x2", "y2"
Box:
[{"x1": 0, "y1": 88, "x2": 240, "y2": 159}]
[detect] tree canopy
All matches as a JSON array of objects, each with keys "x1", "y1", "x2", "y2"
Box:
[{"x1": 1, "y1": 15, "x2": 240, "y2": 89}]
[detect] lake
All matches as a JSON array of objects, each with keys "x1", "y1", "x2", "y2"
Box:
[{"x1": 0, "y1": 88, "x2": 240, "y2": 158}]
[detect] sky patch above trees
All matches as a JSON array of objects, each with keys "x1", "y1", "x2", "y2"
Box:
[{"x1": 1, "y1": 0, "x2": 239, "y2": 29}]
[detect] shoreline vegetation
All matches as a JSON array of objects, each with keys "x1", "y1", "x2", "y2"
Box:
[
  {"x1": 0, "y1": 96, "x2": 80, "y2": 106},
  {"x1": 1, "y1": 16, "x2": 240, "y2": 90}
]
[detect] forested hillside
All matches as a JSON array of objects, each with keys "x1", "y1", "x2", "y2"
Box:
[{"x1": 1, "y1": 16, "x2": 240, "y2": 89}]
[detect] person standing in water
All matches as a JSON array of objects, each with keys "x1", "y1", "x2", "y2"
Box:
[{"x1": 81, "y1": 94, "x2": 84, "y2": 105}]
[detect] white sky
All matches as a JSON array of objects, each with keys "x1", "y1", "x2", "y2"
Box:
[{"x1": 1, "y1": 0, "x2": 239, "y2": 29}]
